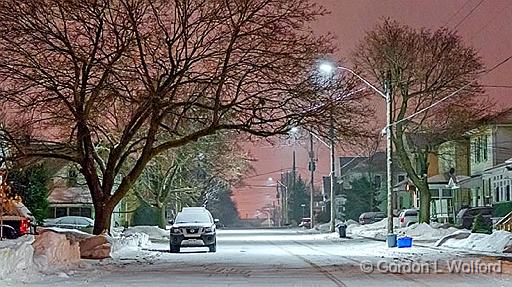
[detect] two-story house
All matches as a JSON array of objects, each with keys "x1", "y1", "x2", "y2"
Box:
[{"x1": 459, "y1": 108, "x2": 512, "y2": 215}]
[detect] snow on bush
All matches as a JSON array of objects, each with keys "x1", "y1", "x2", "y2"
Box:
[
  {"x1": 0, "y1": 235, "x2": 36, "y2": 280},
  {"x1": 32, "y1": 230, "x2": 81, "y2": 271},
  {"x1": 109, "y1": 232, "x2": 150, "y2": 257},
  {"x1": 439, "y1": 230, "x2": 512, "y2": 253},
  {"x1": 123, "y1": 226, "x2": 169, "y2": 240}
]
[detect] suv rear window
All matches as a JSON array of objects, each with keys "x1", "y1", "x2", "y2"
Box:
[{"x1": 405, "y1": 210, "x2": 417, "y2": 216}]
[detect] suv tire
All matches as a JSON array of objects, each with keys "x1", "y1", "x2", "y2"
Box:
[
  {"x1": 170, "y1": 245, "x2": 180, "y2": 253},
  {"x1": 208, "y1": 242, "x2": 216, "y2": 253}
]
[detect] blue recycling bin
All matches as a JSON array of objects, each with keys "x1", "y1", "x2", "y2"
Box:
[{"x1": 397, "y1": 236, "x2": 413, "y2": 248}]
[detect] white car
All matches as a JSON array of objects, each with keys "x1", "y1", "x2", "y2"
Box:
[
  {"x1": 44, "y1": 216, "x2": 94, "y2": 233},
  {"x1": 399, "y1": 209, "x2": 418, "y2": 227}
]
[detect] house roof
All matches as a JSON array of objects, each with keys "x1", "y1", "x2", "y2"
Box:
[
  {"x1": 48, "y1": 186, "x2": 92, "y2": 204},
  {"x1": 479, "y1": 107, "x2": 512, "y2": 125}
]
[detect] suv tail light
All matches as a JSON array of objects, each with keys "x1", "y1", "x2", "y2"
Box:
[
  {"x1": 19, "y1": 219, "x2": 29, "y2": 235},
  {"x1": 400, "y1": 217, "x2": 404, "y2": 223}
]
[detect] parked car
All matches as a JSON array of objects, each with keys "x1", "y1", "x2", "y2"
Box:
[
  {"x1": 44, "y1": 216, "x2": 94, "y2": 233},
  {"x1": 358, "y1": 212, "x2": 386, "y2": 225},
  {"x1": 399, "y1": 209, "x2": 419, "y2": 227},
  {"x1": 1, "y1": 202, "x2": 35, "y2": 239},
  {"x1": 298, "y1": 217, "x2": 312, "y2": 228},
  {"x1": 456, "y1": 206, "x2": 493, "y2": 229},
  {"x1": 169, "y1": 208, "x2": 218, "y2": 253}
]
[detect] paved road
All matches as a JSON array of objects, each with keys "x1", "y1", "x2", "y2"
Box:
[{"x1": 6, "y1": 229, "x2": 512, "y2": 287}]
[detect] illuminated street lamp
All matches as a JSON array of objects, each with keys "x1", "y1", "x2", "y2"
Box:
[{"x1": 318, "y1": 62, "x2": 395, "y2": 244}]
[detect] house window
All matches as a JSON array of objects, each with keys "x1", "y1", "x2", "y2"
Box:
[
  {"x1": 483, "y1": 135, "x2": 488, "y2": 161},
  {"x1": 476, "y1": 137, "x2": 481, "y2": 162},
  {"x1": 496, "y1": 187, "x2": 500, "y2": 202},
  {"x1": 507, "y1": 185, "x2": 511, "y2": 202},
  {"x1": 55, "y1": 207, "x2": 67, "y2": 218}
]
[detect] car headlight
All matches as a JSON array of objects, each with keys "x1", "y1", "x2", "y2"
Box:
[
  {"x1": 204, "y1": 227, "x2": 213, "y2": 233},
  {"x1": 170, "y1": 227, "x2": 181, "y2": 234}
]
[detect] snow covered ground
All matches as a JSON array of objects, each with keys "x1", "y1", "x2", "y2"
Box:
[
  {"x1": 437, "y1": 230, "x2": 512, "y2": 254},
  {"x1": 3, "y1": 229, "x2": 511, "y2": 287}
]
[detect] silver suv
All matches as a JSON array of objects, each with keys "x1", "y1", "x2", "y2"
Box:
[{"x1": 169, "y1": 208, "x2": 218, "y2": 253}]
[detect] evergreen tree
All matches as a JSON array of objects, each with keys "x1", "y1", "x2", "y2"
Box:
[
  {"x1": 9, "y1": 164, "x2": 50, "y2": 224},
  {"x1": 345, "y1": 177, "x2": 381, "y2": 221},
  {"x1": 471, "y1": 214, "x2": 492, "y2": 234},
  {"x1": 288, "y1": 176, "x2": 309, "y2": 224}
]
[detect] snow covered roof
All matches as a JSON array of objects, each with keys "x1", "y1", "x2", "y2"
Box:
[{"x1": 48, "y1": 186, "x2": 92, "y2": 204}]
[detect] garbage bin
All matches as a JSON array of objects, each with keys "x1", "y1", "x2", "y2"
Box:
[
  {"x1": 387, "y1": 233, "x2": 397, "y2": 247},
  {"x1": 337, "y1": 223, "x2": 347, "y2": 238}
]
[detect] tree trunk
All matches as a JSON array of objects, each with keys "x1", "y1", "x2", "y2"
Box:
[
  {"x1": 417, "y1": 178, "x2": 431, "y2": 223},
  {"x1": 157, "y1": 204, "x2": 167, "y2": 229},
  {"x1": 93, "y1": 204, "x2": 114, "y2": 235}
]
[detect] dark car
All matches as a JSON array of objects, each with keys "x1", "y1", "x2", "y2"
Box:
[
  {"x1": 169, "y1": 209, "x2": 218, "y2": 253},
  {"x1": 298, "y1": 218, "x2": 312, "y2": 228},
  {"x1": 359, "y1": 212, "x2": 386, "y2": 225},
  {"x1": 456, "y1": 206, "x2": 493, "y2": 229}
]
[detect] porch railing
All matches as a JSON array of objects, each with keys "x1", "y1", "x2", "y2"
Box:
[{"x1": 495, "y1": 211, "x2": 512, "y2": 232}]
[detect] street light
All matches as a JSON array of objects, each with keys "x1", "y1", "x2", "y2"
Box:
[{"x1": 318, "y1": 62, "x2": 395, "y2": 244}]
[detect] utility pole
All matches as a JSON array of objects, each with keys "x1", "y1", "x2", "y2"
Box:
[
  {"x1": 329, "y1": 113, "x2": 336, "y2": 233},
  {"x1": 309, "y1": 132, "x2": 315, "y2": 228},
  {"x1": 385, "y1": 71, "x2": 395, "y2": 243}
]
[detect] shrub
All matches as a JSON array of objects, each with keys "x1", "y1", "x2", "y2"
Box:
[
  {"x1": 132, "y1": 202, "x2": 159, "y2": 226},
  {"x1": 471, "y1": 214, "x2": 492, "y2": 234}
]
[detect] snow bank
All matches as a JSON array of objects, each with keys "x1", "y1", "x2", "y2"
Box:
[
  {"x1": 439, "y1": 230, "x2": 512, "y2": 253},
  {"x1": 0, "y1": 236, "x2": 36, "y2": 280},
  {"x1": 400, "y1": 223, "x2": 460, "y2": 241},
  {"x1": 347, "y1": 219, "x2": 458, "y2": 242},
  {"x1": 32, "y1": 231, "x2": 81, "y2": 271},
  {"x1": 123, "y1": 226, "x2": 169, "y2": 240},
  {"x1": 109, "y1": 232, "x2": 150, "y2": 257}
]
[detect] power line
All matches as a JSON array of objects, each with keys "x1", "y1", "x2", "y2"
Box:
[
  {"x1": 453, "y1": 0, "x2": 485, "y2": 30},
  {"x1": 468, "y1": 1, "x2": 512, "y2": 42},
  {"x1": 443, "y1": 0, "x2": 473, "y2": 27}
]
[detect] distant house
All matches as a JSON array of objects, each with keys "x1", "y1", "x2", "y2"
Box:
[
  {"x1": 46, "y1": 162, "x2": 94, "y2": 219},
  {"x1": 338, "y1": 152, "x2": 409, "y2": 213}
]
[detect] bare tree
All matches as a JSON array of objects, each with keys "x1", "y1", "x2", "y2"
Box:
[
  {"x1": 0, "y1": 0, "x2": 365, "y2": 233},
  {"x1": 353, "y1": 19, "x2": 492, "y2": 223},
  {"x1": 133, "y1": 132, "x2": 250, "y2": 228}
]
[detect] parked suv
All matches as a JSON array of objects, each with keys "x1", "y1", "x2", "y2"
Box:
[
  {"x1": 359, "y1": 212, "x2": 386, "y2": 225},
  {"x1": 456, "y1": 206, "x2": 493, "y2": 229},
  {"x1": 399, "y1": 209, "x2": 419, "y2": 227},
  {"x1": 169, "y1": 208, "x2": 218, "y2": 253}
]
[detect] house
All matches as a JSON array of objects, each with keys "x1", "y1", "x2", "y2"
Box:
[
  {"x1": 459, "y1": 108, "x2": 512, "y2": 213},
  {"x1": 46, "y1": 162, "x2": 94, "y2": 219},
  {"x1": 338, "y1": 152, "x2": 409, "y2": 213}
]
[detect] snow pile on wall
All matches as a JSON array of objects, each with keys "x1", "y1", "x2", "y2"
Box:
[
  {"x1": 439, "y1": 230, "x2": 512, "y2": 253},
  {"x1": 123, "y1": 226, "x2": 169, "y2": 240},
  {"x1": 32, "y1": 230, "x2": 81, "y2": 271},
  {"x1": 347, "y1": 219, "x2": 457, "y2": 242},
  {"x1": 0, "y1": 236, "x2": 36, "y2": 280},
  {"x1": 109, "y1": 232, "x2": 150, "y2": 257}
]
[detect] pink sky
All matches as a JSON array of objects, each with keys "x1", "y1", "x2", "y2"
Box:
[{"x1": 234, "y1": 0, "x2": 512, "y2": 219}]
